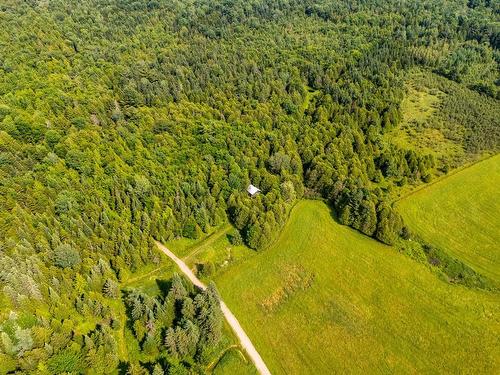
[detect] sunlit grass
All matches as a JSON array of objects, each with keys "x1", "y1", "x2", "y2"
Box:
[
  {"x1": 397, "y1": 154, "x2": 500, "y2": 284},
  {"x1": 210, "y1": 200, "x2": 499, "y2": 374}
]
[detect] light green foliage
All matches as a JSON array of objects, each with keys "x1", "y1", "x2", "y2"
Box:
[
  {"x1": 397, "y1": 155, "x2": 500, "y2": 284},
  {"x1": 47, "y1": 349, "x2": 84, "y2": 374},
  {"x1": 387, "y1": 70, "x2": 500, "y2": 173},
  {"x1": 0, "y1": 313, "x2": 34, "y2": 357},
  {"x1": 152, "y1": 364, "x2": 164, "y2": 375},
  {"x1": 52, "y1": 244, "x2": 81, "y2": 268},
  {"x1": 214, "y1": 201, "x2": 500, "y2": 374}
]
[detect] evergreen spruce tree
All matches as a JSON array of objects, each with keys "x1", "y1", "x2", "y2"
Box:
[
  {"x1": 181, "y1": 298, "x2": 195, "y2": 322},
  {"x1": 152, "y1": 364, "x2": 164, "y2": 375},
  {"x1": 169, "y1": 274, "x2": 187, "y2": 301},
  {"x1": 103, "y1": 279, "x2": 119, "y2": 299},
  {"x1": 164, "y1": 328, "x2": 178, "y2": 358}
]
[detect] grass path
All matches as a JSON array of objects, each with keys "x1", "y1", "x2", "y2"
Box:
[
  {"x1": 117, "y1": 308, "x2": 129, "y2": 362},
  {"x1": 205, "y1": 344, "x2": 240, "y2": 370},
  {"x1": 122, "y1": 265, "x2": 168, "y2": 286},
  {"x1": 184, "y1": 224, "x2": 232, "y2": 262}
]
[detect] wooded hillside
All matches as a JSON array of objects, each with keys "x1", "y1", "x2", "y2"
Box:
[{"x1": 0, "y1": 0, "x2": 498, "y2": 372}]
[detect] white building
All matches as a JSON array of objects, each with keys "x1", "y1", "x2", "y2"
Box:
[{"x1": 247, "y1": 184, "x2": 261, "y2": 197}]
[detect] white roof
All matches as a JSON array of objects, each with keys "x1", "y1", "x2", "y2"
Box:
[{"x1": 247, "y1": 184, "x2": 261, "y2": 195}]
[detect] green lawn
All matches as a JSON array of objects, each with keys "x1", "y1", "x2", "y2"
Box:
[
  {"x1": 208, "y1": 200, "x2": 499, "y2": 374},
  {"x1": 165, "y1": 224, "x2": 231, "y2": 258},
  {"x1": 397, "y1": 154, "x2": 500, "y2": 283}
]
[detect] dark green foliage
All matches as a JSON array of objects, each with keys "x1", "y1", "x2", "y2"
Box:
[
  {"x1": 335, "y1": 186, "x2": 404, "y2": 243},
  {"x1": 195, "y1": 283, "x2": 223, "y2": 348},
  {"x1": 421, "y1": 243, "x2": 495, "y2": 290},
  {"x1": 228, "y1": 230, "x2": 243, "y2": 246},
  {"x1": 182, "y1": 220, "x2": 201, "y2": 240},
  {"x1": 170, "y1": 274, "x2": 188, "y2": 301},
  {"x1": 197, "y1": 261, "x2": 215, "y2": 277},
  {"x1": 401, "y1": 226, "x2": 412, "y2": 241},
  {"x1": 375, "y1": 205, "x2": 403, "y2": 245},
  {"x1": 181, "y1": 298, "x2": 196, "y2": 322},
  {"x1": 125, "y1": 276, "x2": 223, "y2": 370},
  {"x1": 103, "y1": 279, "x2": 119, "y2": 299},
  {"x1": 245, "y1": 224, "x2": 263, "y2": 250}
]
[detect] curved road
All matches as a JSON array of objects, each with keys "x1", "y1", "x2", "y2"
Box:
[{"x1": 155, "y1": 241, "x2": 271, "y2": 375}]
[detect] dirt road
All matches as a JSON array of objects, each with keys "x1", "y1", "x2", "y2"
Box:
[{"x1": 155, "y1": 241, "x2": 271, "y2": 375}]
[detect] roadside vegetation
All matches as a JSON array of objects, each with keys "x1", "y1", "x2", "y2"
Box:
[{"x1": 212, "y1": 348, "x2": 256, "y2": 375}]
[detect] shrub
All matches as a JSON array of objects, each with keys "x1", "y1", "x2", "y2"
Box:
[
  {"x1": 197, "y1": 262, "x2": 215, "y2": 277},
  {"x1": 401, "y1": 226, "x2": 412, "y2": 240},
  {"x1": 228, "y1": 230, "x2": 243, "y2": 246},
  {"x1": 422, "y1": 244, "x2": 494, "y2": 290}
]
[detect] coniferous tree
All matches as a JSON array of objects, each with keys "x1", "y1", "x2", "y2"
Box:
[
  {"x1": 164, "y1": 327, "x2": 178, "y2": 358},
  {"x1": 103, "y1": 279, "x2": 119, "y2": 299},
  {"x1": 170, "y1": 274, "x2": 188, "y2": 301}
]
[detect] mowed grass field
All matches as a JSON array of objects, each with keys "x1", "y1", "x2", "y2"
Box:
[
  {"x1": 210, "y1": 200, "x2": 499, "y2": 374},
  {"x1": 397, "y1": 154, "x2": 500, "y2": 283}
]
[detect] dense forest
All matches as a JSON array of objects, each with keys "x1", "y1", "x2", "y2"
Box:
[{"x1": 0, "y1": 0, "x2": 498, "y2": 373}]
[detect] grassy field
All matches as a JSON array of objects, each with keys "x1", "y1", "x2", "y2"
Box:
[
  {"x1": 396, "y1": 154, "x2": 500, "y2": 284},
  {"x1": 165, "y1": 223, "x2": 255, "y2": 276},
  {"x1": 212, "y1": 347, "x2": 257, "y2": 375},
  {"x1": 194, "y1": 200, "x2": 500, "y2": 374}
]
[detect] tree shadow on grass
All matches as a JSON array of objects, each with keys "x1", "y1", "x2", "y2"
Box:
[
  {"x1": 156, "y1": 278, "x2": 172, "y2": 297},
  {"x1": 323, "y1": 199, "x2": 343, "y2": 225},
  {"x1": 120, "y1": 289, "x2": 138, "y2": 333}
]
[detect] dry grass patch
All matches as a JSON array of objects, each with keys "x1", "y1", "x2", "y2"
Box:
[{"x1": 260, "y1": 264, "x2": 314, "y2": 313}]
